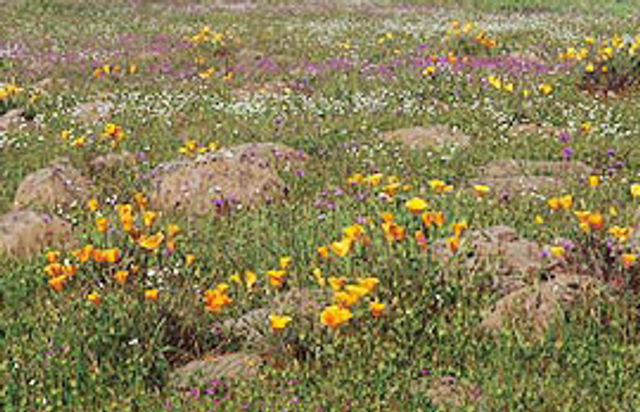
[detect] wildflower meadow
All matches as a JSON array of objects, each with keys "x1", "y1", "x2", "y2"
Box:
[{"x1": 2, "y1": 0, "x2": 640, "y2": 410}]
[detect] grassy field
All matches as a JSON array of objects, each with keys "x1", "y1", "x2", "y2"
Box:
[{"x1": 2, "y1": 0, "x2": 640, "y2": 410}]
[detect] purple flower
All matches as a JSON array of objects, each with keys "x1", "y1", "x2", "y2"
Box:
[
  {"x1": 562, "y1": 146, "x2": 574, "y2": 161},
  {"x1": 295, "y1": 170, "x2": 305, "y2": 177},
  {"x1": 190, "y1": 387, "x2": 201, "y2": 399},
  {"x1": 540, "y1": 250, "x2": 551, "y2": 259},
  {"x1": 558, "y1": 132, "x2": 571, "y2": 143}
]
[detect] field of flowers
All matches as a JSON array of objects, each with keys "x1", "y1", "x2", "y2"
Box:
[{"x1": 3, "y1": 0, "x2": 640, "y2": 410}]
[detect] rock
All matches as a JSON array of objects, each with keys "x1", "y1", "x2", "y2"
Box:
[
  {"x1": 472, "y1": 176, "x2": 562, "y2": 199},
  {"x1": 0, "y1": 109, "x2": 25, "y2": 132},
  {"x1": 150, "y1": 143, "x2": 306, "y2": 216},
  {"x1": 480, "y1": 274, "x2": 601, "y2": 338},
  {"x1": 168, "y1": 352, "x2": 262, "y2": 389},
  {"x1": 0, "y1": 210, "x2": 74, "y2": 259},
  {"x1": 433, "y1": 226, "x2": 542, "y2": 296},
  {"x1": 229, "y1": 142, "x2": 308, "y2": 171},
  {"x1": 507, "y1": 122, "x2": 563, "y2": 138},
  {"x1": 473, "y1": 159, "x2": 592, "y2": 199},
  {"x1": 382, "y1": 125, "x2": 471, "y2": 150},
  {"x1": 215, "y1": 287, "x2": 323, "y2": 350},
  {"x1": 71, "y1": 100, "x2": 114, "y2": 124},
  {"x1": 89, "y1": 151, "x2": 137, "y2": 175},
  {"x1": 480, "y1": 159, "x2": 592, "y2": 179},
  {"x1": 13, "y1": 158, "x2": 92, "y2": 211}
]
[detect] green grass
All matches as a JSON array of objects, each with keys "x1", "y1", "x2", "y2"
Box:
[{"x1": 2, "y1": 1, "x2": 640, "y2": 410}]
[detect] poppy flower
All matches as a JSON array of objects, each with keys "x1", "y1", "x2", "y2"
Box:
[
  {"x1": 320, "y1": 305, "x2": 353, "y2": 328},
  {"x1": 48, "y1": 275, "x2": 68, "y2": 291},
  {"x1": 87, "y1": 198, "x2": 100, "y2": 211},
  {"x1": 95, "y1": 217, "x2": 109, "y2": 234},
  {"x1": 405, "y1": 198, "x2": 428, "y2": 214},
  {"x1": 622, "y1": 253, "x2": 637, "y2": 268},
  {"x1": 269, "y1": 314, "x2": 293, "y2": 331},
  {"x1": 139, "y1": 232, "x2": 165, "y2": 251},
  {"x1": 115, "y1": 270, "x2": 129, "y2": 285},
  {"x1": 87, "y1": 293, "x2": 101, "y2": 306},
  {"x1": 369, "y1": 301, "x2": 386, "y2": 318},
  {"x1": 267, "y1": 270, "x2": 286, "y2": 288},
  {"x1": 144, "y1": 289, "x2": 159, "y2": 301}
]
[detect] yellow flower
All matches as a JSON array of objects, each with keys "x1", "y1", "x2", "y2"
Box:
[
  {"x1": 267, "y1": 270, "x2": 287, "y2": 288},
  {"x1": 270, "y1": 315, "x2": 293, "y2": 331},
  {"x1": 204, "y1": 288, "x2": 233, "y2": 313},
  {"x1": 622, "y1": 253, "x2": 637, "y2": 268},
  {"x1": 550, "y1": 246, "x2": 565, "y2": 258},
  {"x1": 94, "y1": 248, "x2": 120, "y2": 263},
  {"x1": 317, "y1": 246, "x2": 329, "y2": 259},
  {"x1": 95, "y1": 217, "x2": 109, "y2": 234},
  {"x1": 422, "y1": 212, "x2": 445, "y2": 228},
  {"x1": 405, "y1": 197, "x2": 428, "y2": 214},
  {"x1": 357, "y1": 277, "x2": 380, "y2": 292},
  {"x1": 72, "y1": 245, "x2": 94, "y2": 263},
  {"x1": 87, "y1": 198, "x2": 100, "y2": 211},
  {"x1": 347, "y1": 173, "x2": 364, "y2": 185},
  {"x1": 586, "y1": 63, "x2": 595, "y2": 73},
  {"x1": 369, "y1": 301, "x2": 386, "y2": 318},
  {"x1": 429, "y1": 179, "x2": 453, "y2": 194},
  {"x1": 87, "y1": 293, "x2": 101, "y2": 306},
  {"x1": 362, "y1": 173, "x2": 383, "y2": 186},
  {"x1": 581, "y1": 122, "x2": 593, "y2": 134},
  {"x1": 453, "y1": 222, "x2": 468, "y2": 238},
  {"x1": 330, "y1": 237, "x2": 353, "y2": 257},
  {"x1": 631, "y1": 184, "x2": 640, "y2": 197},
  {"x1": 609, "y1": 226, "x2": 632, "y2": 243},
  {"x1": 144, "y1": 289, "x2": 159, "y2": 301},
  {"x1": 447, "y1": 236, "x2": 460, "y2": 253},
  {"x1": 246, "y1": 270, "x2": 257, "y2": 289},
  {"x1": 71, "y1": 137, "x2": 86, "y2": 148},
  {"x1": 312, "y1": 268, "x2": 325, "y2": 287},
  {"x1": 539, "y1": 83, "x2": 553, "y2": 95},
  {"x1": 422, "y1": 66, "x2": 436, "y2": 76},
  {"x1": 345, "y1": 284, "x2": 370, "y2": 299},
  {"x1": 44, "y1": 263, "x2": 63, "y2": 277},
  {"x1": 334, "y1": 290, "x2": 360, "y2": 307},
  {"x1": 49, "y1": 275, "x2": 68, "y2": 291},
  {"x1": 167, "y1": 224, "x2": 182, "y2": 238},
  {"x1": 328, "y1": 276, "x2": 348, "y2": 291},
  {"x1": 548, "y1": 195, "x2": 572, "y2": 210},
  {"x1": 279, "y1": 256, "x2": 293, "y2": 270},
  {"x1": 588, "y1": 213, "x2": 604, "y2": 230},
  {"x1": 143, "y1": 211, "x2": 158, "y2": 228},
  {"x1": 229, "y1": 272, "x2": 242, "y2": 284},
  {"x1": 320, "y1": 305, "x2": 353, "y2": 328},
  {"x1": 139, "y1": 232, "x2": 165, "y2": 251},
  {"x1": 342, "y1": 224, "x2": 364, "y2": 240},
  {"x1": 588, "y1": 176, "x2": 600, "y2": 187},
  {"x1": 535, "y1": 215, "x2": 544, "y2": 225},
  {"x1": 115, "y1": 270, "x2": 129, "y2": 285},
  {"x1": 185, "y1": 254, "x2": 196, "y2": 267},
  {"x1": 133, "y1": 193, "x2": 148, "y2": 210},
  {"x1": 46, "y1": 251, "x2": 60, "y2": 264},
  {"x1": 473, "y1": 184, "x2": 490, "y2": 197}
]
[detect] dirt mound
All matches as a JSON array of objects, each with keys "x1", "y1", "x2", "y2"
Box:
[
  {"x1": 151, "y1": 143, "x2": 306, "y2": 216},
  {"x1": 480, "y1": 273, "x2": 601, "y2": 338},
  {"x1": 168, "y1": 352, "x2": 262, "y2": 389},
  {"x1": 13, "y1": 158, "x2": 92, "y2": 211},
  {"x1": 0, "y1": 210, "x2": 74, "y2": 259},
  {"x1": 473, "y1": 159, "x2": 592, "y2": 199},
  {"x1": 382, "y1": 125, "x2": 471, "y2": 150}
]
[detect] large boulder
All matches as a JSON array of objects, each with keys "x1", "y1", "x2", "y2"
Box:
[
  {"x1": 0, "y1": 210, "x2": 74, "y2": 259},
  {"x1": 473, "y1": 159, "x2": 592, "y2": 199},
  {"x1": 13, "y1": 158, "x2": 92, "y2": 211},
  {"x1": 382, "y1": 125, "x2": 471, "y2": 150},
  {"x1": 168, "y1": 352, "x2": 262, "y2": 389},
  {"x1": 480, "y1": 273, "x2": 601, "y2": 338},
  {"x1": 151, "y1": 143, "x2": 307, "y2": 216}
]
